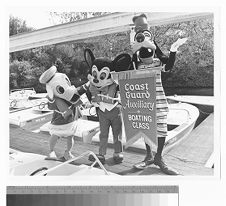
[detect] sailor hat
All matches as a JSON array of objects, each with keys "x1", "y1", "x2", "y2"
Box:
[
  {"x1": 39, "y1": 66, "x2": 57, "y2": 84},
  {"x1": 132, "y1": 13, "x2": 149, "y2": 33}
]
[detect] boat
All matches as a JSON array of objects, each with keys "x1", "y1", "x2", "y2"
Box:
[
  {"x1": 167, "y1": 95, "x2": 214, "y2": 114},
  {"x1": 9, "y1": 92, "x2": 200, "y2": 175},
  {"x1": 9, "y1": 149, "x2": 115, "y2": 176},
  {"x1": 10, "y1": 90, "x2": 200, "y2": 153},
  {"x1": 9, "y1": 88, "x2": 36, "y2": 100},
  {"x1": 39, "y1": 101, "x2": 200, "y2": 153},
  {"x1": 9, "y1": 88, "x2": 48, "y2": 111},
  {"x1": 9, "y1": 88, "x2": 52, "y2": 128},
  {"x1": 9, "y1": 107, "x2": 53, "y2": 129},
  {"x1": 89, "y1": 102, "x2": 199, "y2": 153}
]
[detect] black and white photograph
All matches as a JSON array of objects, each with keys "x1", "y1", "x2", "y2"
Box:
[
  {"x1": 0, "y1": 1, "x2": 225, "y2": 206},
  {"x1": 9, "y1": 11, "x2": 215, "y2": 177}
]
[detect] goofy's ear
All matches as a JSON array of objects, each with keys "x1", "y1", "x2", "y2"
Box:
[
  {"x1": 84, "y1": 48, "x2": 95, "y2": 69},
  {"x1": 113, "y1": 53, "x2": 132, "y2": 72}
]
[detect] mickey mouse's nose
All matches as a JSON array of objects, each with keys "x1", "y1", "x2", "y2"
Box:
[
  {"x1": 136, "y1": 33, "x2": 145, "y2": 43},
  {"x1": 93, "y1": 79, "x2": 99, "y2": 84}
]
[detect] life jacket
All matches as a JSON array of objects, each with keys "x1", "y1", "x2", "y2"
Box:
[{"x1": 89, "y1": 82, "x2": 118, "y2": 105}]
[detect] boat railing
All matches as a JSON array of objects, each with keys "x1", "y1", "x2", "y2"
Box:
[
  {"x1": 10, "y1": 88, "x2": 36, "y2": 98},
  {"x1": 9, "y1": 88, "x2": 38, "y2": 109},
  {"x1": 10, "y1": 87, "x2": 35, "y2": 93},
  {"x1": 33, "y1": 151, "x2": 110, "y2": 176}
]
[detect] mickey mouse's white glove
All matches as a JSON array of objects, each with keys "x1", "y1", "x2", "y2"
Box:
[
  {"x1": 83, "y1": 101, "x2": 93, "y2": 109},
  {"x1": 92, "y1": 102, "x2": 100, "y2": 107},
  {"x1": 170, "y1": 38, "x2": 188, "y2": 52}
]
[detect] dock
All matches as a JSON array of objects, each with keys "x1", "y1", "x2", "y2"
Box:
[
  {"x1": 9, "y1": 113, "x2": 214, "y2": 176},
  {"x1": 164, "y1": 114, "x2": 214, "y2": 166}
]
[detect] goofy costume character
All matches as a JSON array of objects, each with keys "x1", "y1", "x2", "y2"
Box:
[{"x1": 131, "y1": 13, "x2": 187, "y2": 175}]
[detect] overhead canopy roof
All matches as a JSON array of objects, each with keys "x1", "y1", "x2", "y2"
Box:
[{"x1": 9, "y1": 12, "x2": 213, "y2": 53}]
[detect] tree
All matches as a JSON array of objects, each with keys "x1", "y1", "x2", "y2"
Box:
[
  {"x1": 9, "y1": 12, "x2": 213, "y2": 92},
  {"x1": 49, "y1": 12, "x2": 110, "y2": 25},
  {"x1": 9, "y1": 15, "x2": 34, "y2": 36},
  {"x1": 150, "y1": 18, "x2": 214, "y2": 88},
  {"x1": 9, "y1": 16, "x2": 35, "y2": 62}
]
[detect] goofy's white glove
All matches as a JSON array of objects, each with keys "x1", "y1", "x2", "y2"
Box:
[{"x1": 170, "y1": 38, "x2": 188, "y2": 52}]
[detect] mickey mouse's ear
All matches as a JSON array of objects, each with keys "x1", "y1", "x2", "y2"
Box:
[
  {"x1": 113, "y1": 53, "x2": 132, "y2": 72},
  {"x1": 84, "y1": 48, "x2": 95, "y2": 68}
]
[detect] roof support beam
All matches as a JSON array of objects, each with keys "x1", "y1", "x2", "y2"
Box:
[{"x1": 9, "y1": 12, "x2": 213, "y2": 53}]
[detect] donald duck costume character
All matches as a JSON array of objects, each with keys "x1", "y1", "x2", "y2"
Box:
[{"x1": 39, "y1": 66, "x2": 85, "y2": 160}]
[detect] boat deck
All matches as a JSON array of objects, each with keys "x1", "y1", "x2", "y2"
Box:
[{"x1": 9, "y1": 113, "x2": 214, "y2": 176}]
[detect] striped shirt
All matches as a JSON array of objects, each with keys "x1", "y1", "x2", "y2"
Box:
[{"x1": 138, "y1": 65, "x2": 168, "y2": 137}]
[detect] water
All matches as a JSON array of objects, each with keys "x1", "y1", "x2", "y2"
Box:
[{"x1": 165, "y1": 87, "x2": 213, "y2": 96}]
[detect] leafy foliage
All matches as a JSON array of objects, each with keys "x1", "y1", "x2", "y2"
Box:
[
  {"x1": 9, "y1": 60, "x2": 45, "y2": 91},
  {"x1": 9, "y1": 13, "x2": 213, "y2": 93},
  {"x1": 49, "y1": 12, "x2": 110, "y2": 25},
  {"x1": 150, "y1": 18, "x2": 214, "y2": 88},
  {"x1": 9, "y1": 15, "x2": 34, "y2": 36}
]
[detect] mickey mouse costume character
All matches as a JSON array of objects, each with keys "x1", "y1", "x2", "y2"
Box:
[
  {"x1": 131, "y1": 13, "x2": 187, "y2": 175},
  {"x1": 83, "y1": 48, "x2": 131, "y2": 164},
  {"x1": 39, "y1": 66, "x2": 82, "y2": 160}
]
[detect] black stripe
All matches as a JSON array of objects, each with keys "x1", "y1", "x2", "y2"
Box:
[{"x1": 46, "y1": 75, "x2": 55, "y2": 84}]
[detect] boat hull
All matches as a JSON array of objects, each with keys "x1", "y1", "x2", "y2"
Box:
[{"x1": 9, "y1": 108, "x2": 53, "y2": 129}]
